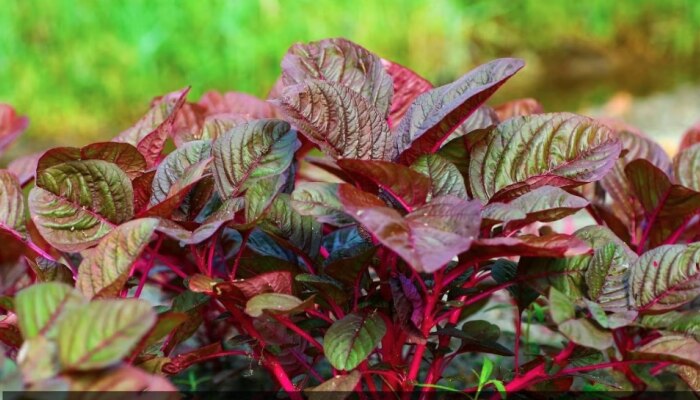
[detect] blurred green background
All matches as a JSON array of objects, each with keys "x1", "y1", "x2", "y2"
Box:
[{"x1": 1, "y1": 0, "x2": 700, "y2": 155}]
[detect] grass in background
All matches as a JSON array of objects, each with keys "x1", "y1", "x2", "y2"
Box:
[{"x1": 1, "y1": 0, "x2": 699, "y2": 153}]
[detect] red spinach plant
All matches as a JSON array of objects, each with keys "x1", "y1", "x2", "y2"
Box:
[{"x1": 0, "y1": 38, "x2": 699, "y2": 397}]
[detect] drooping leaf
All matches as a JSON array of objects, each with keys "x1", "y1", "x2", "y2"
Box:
[
  {"x1": 549, "y1": 288, "x2": 614, "y2": 351},
  {"x1": 494, "y1": 98, "x2": 544, "y2": 121},
  {"x1": 394, "y1": 58, "x2": 524, "y2": 164},
  {"x1": 466, "y1": 234, "x2": 590, "y2": 264},
  {"x1": 15, "y1": 282, "x2": 86, "y2": 339},
  {"x1": 151, "y1": 140, "x2": 212, "y2": 206},
  {"x1": 469, "y1": 113, "x2": 621, "y2": 203},
  {"x1": 340, "y1": 185, "x2": 481, "y2": 272},
  {"x1": 410, "y1": 154, "x2": 468, "y2": 201},
  {"x1": 0, "y1": 104, "x2": 28, "y2": 155},
  {"x1": 260, "y1": 194, "x2": 322, "y2": 260},
  {"x1": 631, "y1": 335, "x2": 700, "y2": 368},
  {"x1": 114, "y1": 88, "x2": 189, "y2": 166},
  {"x1": 37, "y1": 142, "x2": 147, "y2": 179},
  {"x1": 381, "y1": 59, "x2": 433, "y2": 125},
  {"x1": 278, "y1": 80, "x2": 396, "y2": 160},
  {"x1": 306, "y1": 370, "x2": 361, "y2": 400},
  {"x1": 390, "y1": 275, "x2": 425, "y2": 343},
  {"x1": 323, "y1": 311, "x2": 386, "y2": 371},
  {"x1": 640, "y1": 311, "x2": 700, "y2": 340},
  {"x1": 482, "y1": 186, "x2": 588, "y2": 228},
  {"x1": 442, "y1": 106, "x2": 500, "y2": 145},
  {"x1": 436, "y1": 320, "x2": 513, "y2": 356},
  {"x1": 0, "y1": 170, "x2": 27, "y2": 238},
  {"x1": 282, "y1": 38, "x2": 394, "y2": 116},
  {"x1": 244, "y1": 293, "x2": 307, "y2": 318},
  {"x1": 630, "y1": 243, "x2": 700, "y2": 312},
  {"x1": 337, "y1": 159, "x2": 432, "y2": 210},
  {"x1": 212, "y1": 119, "x2": 299, "y2": 198},
  {"x1": 29, "y1": 160, "x2": 134, "y2": 252},
  {"x1": 56, "y1": 299, "x2": 156, "y2": 370},
  {"x1": 76, "y1": 218, "x2": 158, "y2": 298},
  {"x1": 291, "y1": 182, "x2": 353, "y2": 226},
  {"x1": 139, "y1": 158, "x2": 213, "y2": 219}
]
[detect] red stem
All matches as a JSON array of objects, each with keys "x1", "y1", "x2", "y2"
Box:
[
  {"x1": 273, "y1": 315, "x2": 323, "y2": 351},
  {"x1": 229, "y1": 230, "x2": 249, "y2": 280},
  {"x1": 135, "y1": 237, "x2": 163, "y2": 298}
]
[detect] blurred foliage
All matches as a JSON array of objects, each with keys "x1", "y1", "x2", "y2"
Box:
[{"x1": 1, "y1": 0, "x2": 699, "y2": 152}]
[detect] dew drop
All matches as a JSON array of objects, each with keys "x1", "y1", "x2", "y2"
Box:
[{"x1": 70, "y1": 226, "x2": 75, "y2": 232}]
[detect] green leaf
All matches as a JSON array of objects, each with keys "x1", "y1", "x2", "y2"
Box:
[
  {"x1": 15, "y1": 282, "x2": 86, "y2": 339},
  {"x1": 0, "y1": 170, "x2": 26, "y2": 238},
  {"x1": 279, "y1": 80, "x2": 396, "y2": 160},
  {"x1": 548, "y1": 288, "x2": 614, "y2": 351},
  {"x1": 260, "y1": 194, "x2": 322, "y2": 260},
  {"x1": 17, "y1": 335, "x2": 59, "y2": 383},
  {"x1": 57, "y1": 299, "x2": 156, "y2": 370},
  {"x1": 281, "y1": 38, "x2": 394, "y2": 117},
  {"x1": 674, "y1": 143, "x2": 700, "y2": 191},
  {"x1": 640, "y1": 311, "x2": 700, "y2": 340},
  {"x1": 411, "y1": 154, "x2": 468, "y2": 201},
  {"x1": 244, "y1": 293, "x2": 307, "y2": 318},
  {"x1": 212, "y1": 119, "x2": 298, "y2": 199},
  {"x1": 482, "y1": 186, "x2": 588, "y2": 228},
  {"x1": 291, "y1": 182, "x2": 353, "y2": 226},
  {"x1": 323, "y1": 311, "x2": 386, "y2": 371},
  {"x1": 630, "y1": 243, "x2": 700, "y2": 312},
  {"x1": 67, "y1": 364, "x2": 175, "y2": 391},
  {"x1": 394, "y1": 58, "x2": 524, "y2": 164},
  {"x1": 306, "y1": 370, "x2": 361, "y2": 400},
  {"x1": 26, "y1": 257, "x2": 74, "y2": 284},
  {"x1": 150, "y1": 139, "x2": 212, "y2": 208},
  {"x1": 340, "y1": 185, "x2": 481, "y2": 273},
  {"x1": 469, "y1": 113, "x2": 621, "y2": 203},
  {"x1": 480, "y1": 358, "x2": 493, "y2": 385},
  {"x1": 139, "y1": 158, "x2": 213, "y2": 219},
  {"x1": 584, "y1": 241, "x2": 633, "y2": 311},
  {"x1": 76, "y1": 218, "x2": 158, "y2": 298},
  {"x1": 29, "y1": 159, "x2": 134, "y2": 252},
  {"x1": 37, "y1": 142, "x2": 147, "y2": 180},
  {"x1": 632, "y1": 335, "x2": 700, "y2": 368}
]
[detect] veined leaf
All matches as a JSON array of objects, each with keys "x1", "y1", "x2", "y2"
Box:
[
  {"x1": 640, "y1": 311, "x2": 700, "y2": 340},
  {"x1": 394, "y1": 58, "x2": 524, "y2": 164},
  {"x1": 437, "y1": 321, "x2": 513, "y2": 356},
  {"x1": 282, "y1": 38, "x2": 394, "y2": 116},
  {"x1": 442, "y1": 106, "x2": 499, "y2": 146},
  {"x1": 29, "y1": 159, "x2": 134, "y2": 252},
  {"x1": 630, "y1": 243, "x2": 700, "y2": 312},
  {"x1": 76, "y1": 218, "x2": 158, "y2": 298},
  {"x1": 199, "y1": 90, "x2": 280, "y2": 118},
  {"x1": 260, "y1": 194, "x2": 322, "y2": 260},
  {"x1": 212, "y1": 119, "x2": 299, "y2": 199},
  {"x1": 15, "y1": 282, "x2": 86, "y2": 339},
  {"x1": 279, "y1": 80, "x2": 396, "y2": 160},
  {"x1": 337, "y1": 159, "x2": 431, "y2": 210},
  {"x1": 494, "y1": 98, "x2": 544, "y2": 121},
  {"x1": 390, "y1": 275, "x2": 425, "y2": 343},
  {"x1": 340, "y1": 185, "x2": 481, "y2": 272},
  {"x1": 679, "y1": 120, "x2": 700, "y2": 151},
  {"x1": 57, "y1": 299, "x2": 156, "y2": 370},
  {"x1": 632, "y1": 335, "x2": 700, "y2": 368},
  {"x1": 674, "y1": 143, "x2": 700, "y2": 192},
  {"x1": 37, "y1": 142, "x2": 147, "y2": 180},
  {"x1": 0, "y1": 104, "x2": 28, "y2": 155},
  {"x1": 7, "y1": 151, "x2": 41, "y2": 186},
  {"x1": 482, "y1": 186, "x2": 588, "y2": 228},
  {"x1": 114, "y1": 88, "x2": 189, "y2": 167},
  {"x1": 549, "y1": 288, "x2": 614, "y2": 351},
  {"x1": 151, "y1": 140, "x2": 212, "y2": 206},
  {"x1": 411, "y1": 154, "x2": 468, "y2": 201},
  {"x1": 291, "y1": 182, "x2": 353, "y2": 226},
  {"x1": 244, "y1": 293, "x2": 306, "y2": 318},
  {"x1": 323, "y1": 311, "x2": 386, "y2": 371},
  {"x1": 381, "y1": 59, "x2": 432, "y2": 125},
  {"x1": 625, "y1": 159, "x2": 700, "y2": 248},
  {"x1": 0, "y1": 170, "x2": 26, "y2": 238},
  {"x1": 466, "y1": 234, "x2": 590, "y2": 264},
  {"x1": 469, "y1": 113, "x2": 621, "y2": 203}
]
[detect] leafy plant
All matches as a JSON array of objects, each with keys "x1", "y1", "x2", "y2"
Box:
[{"x1": 1, "y1": 37, "x2": 699, "y2": 396}]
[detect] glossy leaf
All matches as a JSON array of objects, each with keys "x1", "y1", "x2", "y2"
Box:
[
  {"x1": 56, "y1": 299, "x2": 156, "y2": 370},
  {"x1": 282, "y1": 38, "x2": 394, "y2": 116},
  {"x1": 279, "y1": 80, "x2": 396, "y2": 160},
  {"x1": 0, "y1": 170, "x2": 26, "y2": 238},
  {"x1": 436, "y1": 320, "x2": 513, "y2": 356},
  {"x1": 151, "y1": 140, "x2": 212, "y2": 206},
  {"x1": 640, "y1": 311, "x2": 700, "y2": 340},
  {"x1": 382, "y1": 59, "x2": 433, "y2": 125},
  {"x1": 466, "y1": 233, "x2": 590, "y2": 264},
  {"x1": 394, "y1": 58, "x2": 524, "y2": 164},
  {"x1": 29, "y1": 160, "x2": 134, "y2": 252},
  {"x1": 410, "y1": 154, "x2": 468, "y2": 200},
  {"x1": 630, "y1": 243, "x2": 700, "y2": 312},
  {"x1": 244, "y1": 293, "x2": 306, "y2": 318},
  {"x1": 632, "y1": 335, "x2": 700, "y2": 368},
  {"x1": 469, "y1": 113, "x2": 621, "y2": 203},
  {"x1": 15, "y1": 282, "x2": 85, "y2": 339},
  {"x1": 323, "y1": 311, "x2": 386, "y2": 371},
  {"x1": 76, "y1": 218, "x2": 158, "y2": 298},
  {"x1": 212, "y1": 119, "x2": 298, "y2": 198},
  {"x1": 37, "y1": 142, "x2": 147, "y2": 180},
  {"x1": 482, "y1": 186, "x2": 588, "y2": 228},
  {"x1": 260, "y1": 194, "x2": 322, "y2": 260}
]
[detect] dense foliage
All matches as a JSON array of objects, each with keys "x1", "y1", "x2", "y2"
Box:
[{"x1": 0, "y1": 37, "x2": 699, "y2": 396}]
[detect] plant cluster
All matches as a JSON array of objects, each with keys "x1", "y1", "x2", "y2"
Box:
[{"x1": 0, "y1": 38, "x2": 699, "y2": 397}]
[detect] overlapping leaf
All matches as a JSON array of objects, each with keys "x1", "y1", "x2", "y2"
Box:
[
  {"x1": 291, "y1": 182, "x2": 353, "y2": 226},
  {"x1": 37, "y1": 142, "x2": 147, "y2": 179},
  {"x1": 493, "y1": 98, "x2": 543, "y2": 121},
  {"x1": 323, "y1": 311, "x2": 386, "y2": 371},
  {"x1": 0, "y1": 170, "x2": 27, "y2": 238},
  {"x1": 410, "y1": 154, "x2": 468, "y2": 200},
  {"x1": 549, "y1": 287, "x2": 614, "y2": 350},
  {"x1": 279, "y1": 80, "x2": 396, "y2": 160},
  {"x1": 29, "y1": 160, "x2": 134, "y2": 252},
  {"x1": 15, "y1": 282, "x2": 85, "y2": 339},
  {"x1": 394, "y1": 58, "x2": 524, "y2": 164},
  {"x1": 260, "y1": 194, "x2": 322, "y2": 260},
  {"x1": 381, "y1": 59, "x2": 432, "y2": 125},
  {"x1": 469, "y1": 113, "x2": 621, "y2": 203}
]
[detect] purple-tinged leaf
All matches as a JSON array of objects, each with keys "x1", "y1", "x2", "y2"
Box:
[
  {"x1": 674, "y1": 142, "x2": 700, "y2": 192},
  {"x1": 212, "y1": 119, "x2": 299, "y2": 199},
  {"x1": 306, "y1": 370, "x2": 361, "y2": 399},
  {"x1": 132, "y1": 171, "x2": 156, "y2": 214},
  {"x1": 29, "y1": 160, "x2": 134, "y2": 252},
  {"x1": 466, "y1": 234, "x2": 590, "y2": 264},
  {"x1": 114, "y1": 88, "x2": 190, "y2": 167},
  {"x1": 410, "y1": 154, "x2": 468, "y2": 201},
  {"x1": 260, "y1": 194, "x2": 322, "y2": 260},
  {"x1": 631, "y1": 335, "x2": 700, "y2": 368},
  {"x1": 340, "y1": 185, "x2": 481, "y2": 272},
  {"x1": 640, "y1": 311, "x2": 700, "y2": 340},
  {"x1": 0, "y1": 104, "x2": 28, "y2": 156},
  {"x1": 679, "y1": 120, "x2": 700, "y2": 151},
  {"x1": 337, "y1": 159, "x2": 431, "y2": 210},
  {"x1": 630, "y1": 243, "x2": 700, "y2": 312},
  {"x1": 381, "y1": 59, "x2": 433, "y2": 126},
  {"x1": 7, "y1": 151, "x2": 41, "y2": 186},
  {"x1": 469, "y1": 113, "x2": 621, "y2": 203},
  {"x1": 282, "y1": 38, "x2": 394, "y2": 116},
  {"x1": 625, "y1": 159, "x2": 700, "y2": 249},
  {"x1": 37, "y1": 142, "x2": 147, "y2": 179},
  {"x1": 76, "y1": 218, "x2": 158, "y2": 298},
  {"x1": 199, "y1": 90, "x2": 280, "y2": 119},
  {"x1": 494, "y1": 98, "x2": 544, "y2": 121},
  {"x1": 390, "y1": 275, "x2": 425, "y2": 344},
  {"x1": 442, "y1": 106, "x2": 499, "y2": 145},
  {"x1": 291, "y1": 182, "x2": 354, "y2": 227},
  {"x1": 279, "y1": 80, "x2": 396, "y2": 160},
  {"x1": 234, "y1": 271, "x2": 294, "y2": 299},
  {"x1": 394, "y1": 58, "x2": 524, "y2": 164},
  {"x1": 0, "y1": 170, "x2": 27, "y2": 239}
]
